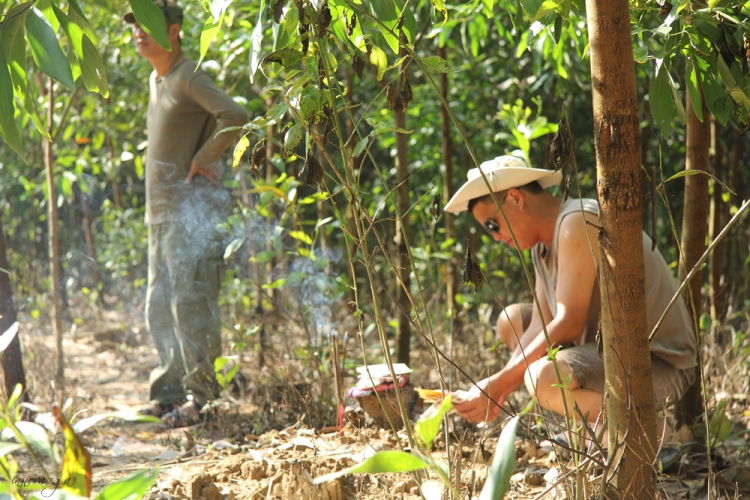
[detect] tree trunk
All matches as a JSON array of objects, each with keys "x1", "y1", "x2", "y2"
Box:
[
  {"x1": 43, "y1": 77, "x2": 64, "y2": 392},
  {"x1": 708, "y1": 117, "x2": 725, "y2": 324},
  {"x1": 265, "y1": 122, "x2": 278, "y2": 309},
  {"x1": 438, "y1": 45, "x2": 458, "y2": 335},
  {"x1": 81, "y1": 190, "x2": 101, "y2": 289},
  {"x1": 0, "y1": 216, "x2": 26, "y2": 397},
  {"x1": 726, "y1": 129, "x2": 744, "y2": 308},
  {"x1": 394, "y1": 62, "x2": 412, "y2": 366},
  {"x1": 108, "y1": 136, "x2": 123, "y2": 210},
  {"x1": 673, "y1": 93, "x2": 710, "y2": 431},
  {"x1": 585, "y1": 1, "x2": 657, "y2": 497}
]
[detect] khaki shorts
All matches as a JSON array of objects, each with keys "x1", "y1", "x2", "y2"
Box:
[{"x1": 557, "y1": 343, "x2": 696, "y2": 411}]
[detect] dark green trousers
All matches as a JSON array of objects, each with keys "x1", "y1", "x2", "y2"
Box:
[{"x1": 146, "y1": 218, "x2": 224, "y2": 406}]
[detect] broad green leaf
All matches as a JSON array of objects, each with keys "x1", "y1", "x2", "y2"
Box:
[
  {"x1": 223, "y1": 237, "x2": 245, "y2": 260},
  {"x1": 420, "y1": 55, "x2": 449, "y2": 72},
  {"x1": 370, "y1": 45, "x2": 387, "y2": 81},
  {"x1": 54, "y1": 407, "x2": 91, "y2": 497},
  {"x1": 262, "y1": 278, "x2": 286, "y2": 289},
  {"x1": 25, "y1": 6, "x2": 75, "y2": 89},
  {"x1": 71, "y1": 411, "x2": 162, "y2": 434},
  {"x1": 717, "y1": 56, "x2": 750, "y2": 108},
  {"x1": 15, "y1": 421, "x2": 54, "y2": 459},
  {"x1": 649, "y1": 62, "x2": 673, "y2": 136},
  {"x1": 708, "y1": 402, "x2": 732, "y2": 444},
  {"x1": 266, "y1": 101, "x2": 288, "y2": 124},
  {"x1": 283, "y1": 123, "x2": 303, "y2": 156},
  {"x1": 686, "y1": 56, "x2": 703, "y2": 122},
  {"x1": 482, "y1": 0, "x2": 494, "y2": 16},
  {"x1": 128, "y1": 0, "x2": 171, "y2": 50},
  {"x1": 199, "y1": 15, "x2": 224, "y2": 67},
  {"x1": 233, "y1": 135, "x2": 250, "y2": 168},
  {"x1": 94, "y1": 469, "x2": 158, "y2": 500},
  {"x1": 35, "y1": 0, "x2": 60, "y2": 33},
  {"x1": 633, "y1": 46, "x2": 648, "y2": 64},
  {"x1": 415, "y1": 395, "x2": 453, "y2": 451},
  {"x1": 479, "y1": 416, "x2": 519, "y2": 500},
  {"x1": 289, "y1": 230, "x2": 313, "y2": 245},
  {"x1": 694, "y1": 55, "x2": 732, "y2": 126},
  {"x1": 274, "y1": 1, "x2": 298, "y2": 50},
  {"x1": 352, "y1": 134, "x2": 372, "y2": 157},
  {"x1": 80, "y1": 35, "x2": 108, "y2": 97},
  {"x1": 667, "y1": 72, "x2": 687, "y2": 125},
  {"x1": 0, "y1": 40, "x2": 25, "y2": 159},
  {"x1": 249, "y1": 0, "x2": 266, "y2": 83},
  {"x1": 369, "y1": 0, "x2": 400, "y2": 53},
  {"x1": 214, "y1": 355, "x2": 238, "y2": 372},
  {"x1": 0, "y1": 2, "x2": 44, "y2": 137},
  {"x1": 67, "y1": 0, "x2": 98, "y2": 44},
  {"x1": 250, "y1": 250, "x2": 276, "y2": 263},
  {"x1": 313, "y1": 450, "x2": 430, "y2": 484},
  {"x1": 263, "y1": 48, "x2": 305, "y2": 68}
]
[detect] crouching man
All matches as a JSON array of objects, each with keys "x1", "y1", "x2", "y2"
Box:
[{"x1": 445, "y1": 155, "x2": 697, "y2": 434}]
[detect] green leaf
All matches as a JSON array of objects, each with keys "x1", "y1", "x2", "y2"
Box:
[
  {"x1": 249, "y1": 0, "x2": 266, "y2": 83},
  {"x1": 370, "y1": 45, "x2": 387, "y2": 81},
  {"x1": 25, "y1": 6, "x2": 75, "y2": 89},
  {"x1": 263, "y1": 47, "x2": 305, "y2": 68},
  {"x1": 482, "y1": 0, "x2": 494, "y2": 15},
  {"x1": 283, "y1": 123, "x2": 303, "y2": 156},
  {"x1": 479, "y1": 416, "x2": 519, "y2": 500},
  {"x1": 35, "y1": 0, "x2": 60, "y2": 33},
  {"x1": 431, "y1": 0, "x2": 447, "y2": 22},
  {"x1": 694, "y1": 54, "x2": 732, "y2": 126},
  {"x1": 415, "y1": 395, "x2": 453, "y2": 451},
  {"x1": 15, "y1": 422, "x2": 54, "y2": 459},
  {"x1": 649, "y1": 62, "x2": 673, "y2": 136},
  {"x1": 233, "y1": 135, "x2": 250, "y2": 169},
  {"x1": 71, "y1": 411, "x2": 162, "y2": 434},
  {"x1": 394, "y1": 0, "x2": 416, "y2": 44},
  {"x1": 667, "y1": 72, "x2": 687, "y2": 125},
  {"x1": 0, "y1": 40, "x2": 25, "y2": 159},
  {"x1": 223, "y1": 237, "x2": 245, "y2": 260},
  {"x1": 661, "y1": 168, "x2": 734, "y2": 194},
  {"x1": 686, "y1": 56, "x2": 703, "y2": 122},
  {"x1": 262, "y1": 278, "x2": 286, "y2": 289},
  {"x1": 313, "y1": 450, "x2": 430, "y2": 484},
  {"x1": 67, "y1": 0, "x2": 98, "y2": 44},
  {"x1": 7, "y1": 382, "x2": 23, "y2": 410},
  {"x1": 128, "y1": 0, "x2": 171, "y2": 50},
  {"x1": 708, "y1": 402, "x2": 732, "y2": 444},
  {"x1": 54, "y1": 5, "x2": 108, "y2": 97},
  {"x1": 633, "y1": 46, "x2": 648, "y2": 64},
  {"x1": 289, "y1": 230, "x2": 313, "y2": 245},
  {"x1": 199, "y1": 15, "x2": 224, "y2": 67},
  {"x1": 369, "y1": 0, "x2": 400, "y2": 53},
  {"x1": 94, "y1": 469, "x2": 158, "y2": 500},
  {"x1": 250, "y1": 250, "x2": 276, "y2": 263},
  {"x1": 420, "y1": 55, "x2": 449, "y2": 73},
  {"x1": 352, "y1": 134, "x2": 372, "y2": 157}
]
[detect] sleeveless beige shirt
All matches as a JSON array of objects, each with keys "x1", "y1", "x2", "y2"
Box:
[{"x1": 530, "y1": 198, "x2": 697, "y2": 370}]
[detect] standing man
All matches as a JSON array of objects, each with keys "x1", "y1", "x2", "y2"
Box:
[{"x1": 125, "y1": 0, "x2": 248, "y2": 427}]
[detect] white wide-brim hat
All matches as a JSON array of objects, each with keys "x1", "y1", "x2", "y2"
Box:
[{"x1": 444, "y1": 155, "x2": 562, "y2": 213}]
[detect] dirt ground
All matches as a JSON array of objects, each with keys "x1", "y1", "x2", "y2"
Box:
[{"x1": 12, "y1": 306, "x2": 750, "y2": 500}]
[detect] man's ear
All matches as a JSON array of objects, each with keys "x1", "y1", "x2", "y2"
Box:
[
  {"x1": 168, "y1": 22, "x2": 181, "y2": 39},
  {"x1": 507, "y1": 188, "x2": 524, "y2": 208}
]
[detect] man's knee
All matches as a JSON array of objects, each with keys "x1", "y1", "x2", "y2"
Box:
[
  {"x1": 524, "y1": 358, "x2": 559, "y2": 401},
  {"x1": 497, "y1": 303, "x2": 527, "y2": 350}
]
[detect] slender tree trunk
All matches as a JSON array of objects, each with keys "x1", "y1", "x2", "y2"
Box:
[
  {"x1": 438, "y1": 45, "x2": 458, "y2": 338},
  {"x1": 81, "y1": 191, "x2": 101, "y2": 289},
  {"x1": 0, "y1": 216, "x2": 26, "y2": 397},
  {"x1": 726, "y1": 129, "x2": 744, "y2": 308},
  {"x1": 673, "y1": 94, "x2": 710, "y2": 430},
  {"x1": 708, "y1": 117, "x2": 725, "y2": 324},
  {"x1": 314, "y1": 123, "x2": 332, "y2": 276},
  {"x1": 43, "y1": 78, "x2": 64, "y2": 393},
  {"x1": 585, "y1": 2, "x2": 657, "y2": 498},
  {"x1": 265, "y1": 122, "x2": 278, "y2": 309},
  {"x1": 394, "y1": 61, "x2": 412, "y2": 366}
]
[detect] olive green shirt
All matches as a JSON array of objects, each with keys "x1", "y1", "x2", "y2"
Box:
[
  {"x1": 145, "y1": 55, "x2": 248, "y2": 225},
  {"x1": 531, "y1": 198, "x2": 698, "y2": 370}
]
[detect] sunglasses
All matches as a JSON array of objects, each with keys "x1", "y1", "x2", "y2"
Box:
[{"x1": 481, "y1": 193, "x2": 509, "y2": 235}]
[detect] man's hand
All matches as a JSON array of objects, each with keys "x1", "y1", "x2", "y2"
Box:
[
  {"x1": 185, "y1": 160, "x2": 218, "y2": 186},
  {"x1": 453, "y1": 382, "x2": 506, "y2": 423}
]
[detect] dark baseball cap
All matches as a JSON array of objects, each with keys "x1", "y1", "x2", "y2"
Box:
[{"x1": 124, "y1": 0, "x2": 183, "y2": 24}]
